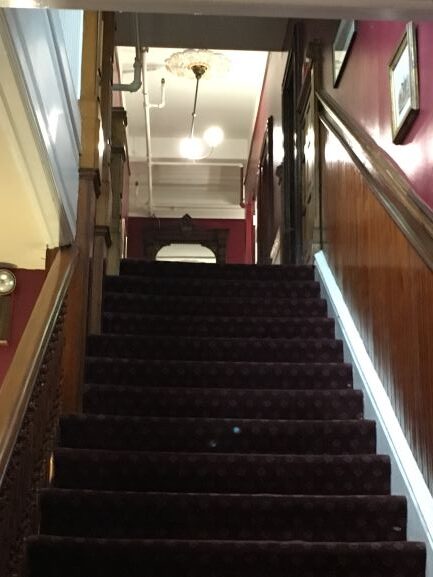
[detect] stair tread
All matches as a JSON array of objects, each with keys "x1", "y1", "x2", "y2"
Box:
[
  {"x1": 26, "y1": 536, "x2": 426, "y2": 577},
  {"x1": 87, "y1": 334, "x2": 344, "y2": 362},
  {"x1": 53, "y1": 448, "x2": 390, "y2": 494},
  {"x1": 26, "y1": 260, "x2": 425, "y2": 577},
  {"x1": 83, "y1": 384, "x2": 363, "y2": 419},
  {"x1": 119, "y1": 259, "x2": 316, "y2": 279},
  {"x1": 102, "y1": 313, "x2": 336, "y2": 338},
  {"x1": 39, "y1": 489, "x2": 406, "y2": 541},
  {"x1": 103, "y1": 292, "x2": 328, "y2": 317},
  {"x1": 59, "y1": 414, "x2": 376, "y2": 454},
  {"x1": 85, "y1": 358, "x2": 353, "y2": 389},
  {"x1": 105, "y1": 275, "x2": 321, "y2": 296}
]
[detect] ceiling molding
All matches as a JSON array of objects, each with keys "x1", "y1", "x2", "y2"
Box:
[{"x1": 4, "y1": 0, "x2": 432, "y2": 21}]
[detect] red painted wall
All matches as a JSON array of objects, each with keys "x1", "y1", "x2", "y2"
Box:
[
  {"x1": 244, "y1": 52, "x2": 288, "y2": 205},
  {"x1": 127, "y1": 217, "x2": 247, "y2": 264},
  {"x1": 322, "y1": 21, "x2": 433, "y2": 210},
  {"x1": 0, "y1": 269, "x2": 46, "y2": 385}
]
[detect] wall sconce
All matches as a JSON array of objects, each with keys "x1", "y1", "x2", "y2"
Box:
[{"x1": 0, "y1": 268, "x2": 17, "y2": 345}]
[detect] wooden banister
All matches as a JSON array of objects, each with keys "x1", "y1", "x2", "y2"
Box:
[
  {"x1": 317, "y1": 89, "x2": 433, "y2": 271},
  {"x1": 0, "y1": 245, "x2": 77, "y2": 577},
  {"x1": 0, "y1": 246, "x2": 77, "y2": 482}
]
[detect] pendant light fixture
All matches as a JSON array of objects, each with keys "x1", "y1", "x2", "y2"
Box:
[{"x1": 165, "y1": 49, "x2": 230, "y2": 160}]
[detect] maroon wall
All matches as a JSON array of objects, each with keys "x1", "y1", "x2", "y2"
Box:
[
  {"x1": 0, "y1": 269, "x2": 46, "y2": 385},
  {"x1": 127, "y1": 217, "x2": 247, "y2": 264},
  {"x1": 322, "y1": 21, "x2": 433, "y2": 210}
]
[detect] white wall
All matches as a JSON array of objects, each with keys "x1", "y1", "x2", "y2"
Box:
[{"x1": 4, "y1": 7, "x2": 82, "y2": 242}]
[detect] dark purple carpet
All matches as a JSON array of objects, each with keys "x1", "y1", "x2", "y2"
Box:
[{"x1": 26, "y1": 260, "x2": 425, "y2": 577}]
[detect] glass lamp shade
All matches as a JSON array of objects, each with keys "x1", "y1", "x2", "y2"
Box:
[{"x1": 165, "y1": 49, "x2": 230, "y2": 80}]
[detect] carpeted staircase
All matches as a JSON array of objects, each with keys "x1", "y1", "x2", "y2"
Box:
[{"x1": 26, "y1": 260, "x2": 426, "y2": 576}]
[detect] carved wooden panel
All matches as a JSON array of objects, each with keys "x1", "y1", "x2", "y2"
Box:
[
  {"x1": 321, "y1": 125, "x2": 433, "y2": 491},
  {"x1": 0, "y1": 303, "x2": 66, "y2": 577},
  {"x1": 143, "y1": 215, "x2": 228, "y2": 265}
]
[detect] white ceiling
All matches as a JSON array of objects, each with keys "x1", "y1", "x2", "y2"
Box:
[
  {"x1": 118, "y1": 46, "x2": 268, "y2": 160},
  {"x1": 2, "y1": 0, "x2": 432, "y2": 22},
  {"x1": 118, "y1": 46, "x2": 267, "y2": 219}
]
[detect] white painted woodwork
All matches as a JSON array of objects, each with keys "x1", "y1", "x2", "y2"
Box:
[
  {"x1": 0, "y1": 0, "x2": 430, "y2": 22},
  {"x1": 129, "y1": 161, "x2": 244, "y2": 219}
]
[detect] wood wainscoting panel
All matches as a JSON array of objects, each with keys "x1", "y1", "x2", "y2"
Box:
[{"x1": 321, "y1": 125, "x2": 433, "y2": 491}]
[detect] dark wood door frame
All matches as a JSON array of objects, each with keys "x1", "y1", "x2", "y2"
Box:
[
  {"x1": 256, "y1": 116, "x2": 274, "y2": 265},
  {"x1": 282, "y1": 23, "x2": 303, "y2": 264},
  {"x1": 142, "y1": 215, "x2": 229, "y2": 264}
]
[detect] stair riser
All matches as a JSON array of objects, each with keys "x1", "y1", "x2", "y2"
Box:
[
  {"x1": 103, "y1": 294, "x2": 328, "y2": 318},
  {"x1": 59, "y1": 417, "x2": 376, "y2": 454},
  {"x1": 120, "y1": 260, "x2": 316, "y2": 280},
  {"x1": 102, "y1": 314, "x2": 336, "y2": 339},
  {"x1": 85, "y1": 359, "x2": 353, "y2": 389},
  {"x1": 39, "y1": 493, "x2": 406, "y2": 541},
  {"x1": 83, "y1": 386, "x2": 364, "y2": 420},
  {"x1": 53, "y1": 451, "x2": 391, "y2": 495},
  {"x1": 105, "y1": 277, "x2": 322, "y2": 298},
  {"x1": 26, "y1": 539, "x2": 426, "y2": 577},
  {"x1": 86, "y1": 336, "x2": 344, "y2": 363}
]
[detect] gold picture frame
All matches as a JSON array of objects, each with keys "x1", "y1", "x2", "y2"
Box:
[{"x1": 389, "y1": 22, "x2": 419, "y2": 144}]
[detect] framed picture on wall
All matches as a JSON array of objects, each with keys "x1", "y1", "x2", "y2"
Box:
[
  {"x1": 388, "y1": 22, "x2": 419, "y2": 144},
  {"x1": 332, "y1": 20, "x2": 357, "y2": 87}
]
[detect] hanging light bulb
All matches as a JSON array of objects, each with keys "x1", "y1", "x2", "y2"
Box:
[
  {"x1": 179, "y1": 137, "x2": 207, "y2": 160},
  {"x1": 203, "y1": 126, "x2": 224, "y2": 148},
  {"x1": 165, "y1": 50, "x2": 230, "y2": 161}
]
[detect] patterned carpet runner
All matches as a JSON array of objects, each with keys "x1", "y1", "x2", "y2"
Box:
[{"x1": 26, "y1": 260, "x2": 426, "y2": 576}]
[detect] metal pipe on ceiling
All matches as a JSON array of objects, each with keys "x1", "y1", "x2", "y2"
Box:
[
  {"x1": 142, "y1": 50, "x2": 167, "y2": 215},
  {"x1": 142, "y1": 47, "x2": 154, "y2": 214},
  {"x1": 113, "y1": 16, "x2": 142, "y2": 93}
]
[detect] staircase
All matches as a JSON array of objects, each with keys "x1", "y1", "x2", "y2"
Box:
[{"x1": 26, "y1": 260, "x2": 426, "y2": 577}]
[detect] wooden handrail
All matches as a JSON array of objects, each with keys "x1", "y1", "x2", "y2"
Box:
[
  {"x1": 0, "y1": 245, "x2": 78, "y2": 486},
  {"x1": 317, "y1": 90, "x2": 433, "y2": 271}
]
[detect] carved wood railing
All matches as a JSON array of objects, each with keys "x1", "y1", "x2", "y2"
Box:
[
  {"x1": 317, "y1": 90, "x2": 433, "y2": 271},
  {"x1": 0, "y1": 247, "x2": 78, "y2": 577}
]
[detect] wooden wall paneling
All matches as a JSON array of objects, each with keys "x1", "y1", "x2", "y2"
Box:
[
  {"x1": 79, "y1": 11, "x2": 103, "y2": 171},
  {"x1": 320, "y1": 124, "x2": 433, "y2": 491},
  {"x1": 297, "y1": 43, "x2": 322, "y2": 264},
  {"x1": 89, "y1": 11, "x2": 115, "y2": 334},
  {"x1": 88, "y1": 226, "x2": 109, "y2": 335},
  {"x1": 60, "y1": 9, "x2": 105, "y2": 408},
  {"x1": 61, "y1": 170, "x2": 98, "y2": 412}
]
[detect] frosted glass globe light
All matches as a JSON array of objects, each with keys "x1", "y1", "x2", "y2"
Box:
[
  {"x1": 180, "y1": 137, "x2": 207, "y2": 160},
  {"x1": 203, "y1": 126, "x2": 224, "y2": 148}
]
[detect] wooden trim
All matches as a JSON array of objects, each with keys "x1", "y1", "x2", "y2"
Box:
[
  {"x1": 95, "y1": 224, "x2": 112, "y2": 248},
  {"x1": 317, "y1": 89, "x2": 433, "y2": 271},
  {"x1": 111, "y1": 144, "x2": 126, "y2": 162},
  {"x1": 142, "y1": 215, "x2": 228, "y2": 265},
  {"x1": 0, "y1": 296, "x2": 12, "y2": 345},
  {"x1": 79, "y1": 167, "x2": 101, "y2": 198},
  {"x1": 0, "y1": 246, "x2": 78, "y2": 486},
  {"x1": 244, "y1": 53, "x2": 271, "y2": 199}
]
